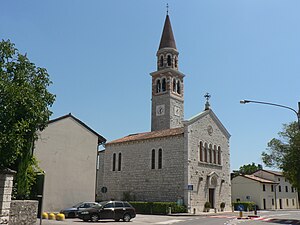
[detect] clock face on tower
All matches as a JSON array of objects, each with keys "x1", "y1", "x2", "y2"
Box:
[
  {"x1": 174, "y1": 106, "x2": 180, "y2": 116},
  {"x1": 156, "y1": 104, "x2": 165, "y2": 116}
]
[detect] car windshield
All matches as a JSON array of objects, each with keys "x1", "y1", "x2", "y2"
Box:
[
  {"x1": 92, "y1": 204, "x2": 102, "y2": 209},
  {"x1": 72, "y1": 202, "x2": 84, "y2": 208},
  {"x1": 93, "y1": 201, "x2": 108, "y2": 208}
]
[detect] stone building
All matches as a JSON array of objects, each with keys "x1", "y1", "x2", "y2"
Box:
[{"x1": 97, "y1": 14, "x2": 231, "y2": 213}]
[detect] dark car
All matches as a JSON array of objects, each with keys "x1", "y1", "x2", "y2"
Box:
[
  {"x1": 60, "y1": 202, "x2": 99, "y2": 218},
  {"x1": 78, "y1": 201, "x2": 136, "y2": 222}
]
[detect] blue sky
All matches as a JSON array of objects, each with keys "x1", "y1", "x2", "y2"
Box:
[{"x1": 2, "y1": 1, "x2": 300, "y2": 171}]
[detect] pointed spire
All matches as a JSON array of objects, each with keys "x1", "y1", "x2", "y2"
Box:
[{"x1": 159, "y1": 14, "x2": 177, "y2": 50}]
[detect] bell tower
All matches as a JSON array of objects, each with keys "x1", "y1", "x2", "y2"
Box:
[{"x1": 150, "y1": 13, "x2": 185, "y2": 131}]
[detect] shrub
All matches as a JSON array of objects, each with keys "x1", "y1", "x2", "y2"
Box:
[
  {"x1": 220, "y1": 202, "x2": 225, "y2": 208},
  {"x1": 204, "y1": 202, "x2": 211, "y2": 208},
  {"x1": 129, "y1": 202, "x2": 186, "y2": 215}
]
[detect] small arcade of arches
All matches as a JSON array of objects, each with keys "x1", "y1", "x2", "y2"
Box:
[
  {"x1": 199, "y1": 141, "x2": 221, "y2": 165},
  {"x1": 156, "y1": 78, "x2": 167, "y2": 93},
  {"x1": 158, "y1": 53, "x2": 178, "y2": 70}
]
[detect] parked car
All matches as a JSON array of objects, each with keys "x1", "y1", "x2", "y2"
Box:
[
  {"x1": 78, "y1": 200, "x2": 136, "y2": 222},
  {"x1": 60, "y1": 202, "x2": 99, "y2": 218}
]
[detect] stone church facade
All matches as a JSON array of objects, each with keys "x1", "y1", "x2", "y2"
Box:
[{"x1": 97, "y1": 14, "x2": 231, "y2": 213}]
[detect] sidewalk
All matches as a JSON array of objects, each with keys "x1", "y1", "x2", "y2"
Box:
[{"x1": 170, "y1": 210, "x2": 259, "y2": 217}]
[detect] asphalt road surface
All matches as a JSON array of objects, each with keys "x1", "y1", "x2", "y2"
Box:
[{"x1": 36, "y1": 210, "x2": 300, "y2": 225}]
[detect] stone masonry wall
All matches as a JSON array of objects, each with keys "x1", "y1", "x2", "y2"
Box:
[
  {"x1": 9, "y1": 200, "x2": 38, "y2": 225},
  {"x1": 0, "y1": 170, "x2": 15, "y2": 225},
  {"x1": 186, "y1": 112, "x2": 231, "y2": 213},
  {"x1": 98, "y1": 134, "x2": 185, "y2": 202}
]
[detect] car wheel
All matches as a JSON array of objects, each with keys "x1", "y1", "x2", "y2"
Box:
[
  {"x1": 91, "y1": 214, "x2": 99, "y2": 222},
  {"x1": 123, "y1": 213, "x2": 131, "y2": 222},
  {"x1": 83, "y1": 218, "x2": 89, "y2": 222},
  {"x1": 115, "y1": 219, "x2": 120, "y2": 222}
]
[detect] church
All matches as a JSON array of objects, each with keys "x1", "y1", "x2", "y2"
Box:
[{"x1": 97, "y1": 13, "x2": 231, "y2": 213}]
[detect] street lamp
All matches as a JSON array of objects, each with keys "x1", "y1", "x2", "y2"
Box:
[{"x1": 240, "y1": 99, "x2": 300, "y2": 129}]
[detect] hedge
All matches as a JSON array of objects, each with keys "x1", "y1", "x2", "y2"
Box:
[
  {"x1": 232, "y1": 201, "x2": 256, "y2": 211},
  {"x1": 129, "y1": 202, "x2": 187, "y2": 215}
]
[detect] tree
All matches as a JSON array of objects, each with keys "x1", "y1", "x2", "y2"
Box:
[
  {"x1": 262, "y1": 121, "x2": 300, "y2": 190},
  {"x1": 0, "y1": 40, "x2": 55, "y2": 198},
  {"x1": 232, "y1": 162, "x2": 262, "y2": 178}
]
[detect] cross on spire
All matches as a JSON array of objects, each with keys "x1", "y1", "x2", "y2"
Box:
[
  {"x1": 166, "y1": 3, "x2": 169, "y2": 15},
  {"x1": 204, "y1": 93, "x2": 211, "y2": 110}
]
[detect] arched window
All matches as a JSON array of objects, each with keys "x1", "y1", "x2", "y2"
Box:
[
  {"x1": 160, "y1": 55, "x2": 164, "y2": 67},
  {"x1": 204, "y1": 143, "x2": 208, "y2": 162},
  {"x1": 213, "y1": 145, "x2": 217, "y2": 164},
  {"x1": 167, "y1": 55, "x2": 171, "y2": 66},
  {"x1": 177, "y1": 80, "x2": 181, "y2": 94},
  {"x1": 151, "y1": 149, "x2": 155, "y2": 169},
  {"x1": 162, "y1": 78, "x2": 166, "y2": 92},
  {"x1": 118, "y1": 153, "x2": 122, "y2": 171},
  {"x1": 156, "y1": 79, "x2": 161, "y2": 93},
  {"x1": 199, "y1": 141, "x2": 203, "y2": 162},
  {"x1": 217, "y1": 146, "x2": 221, "y2": 165},
  {"x1": 158, "y1": 148, "x2": 162, "y2": 169},
  {"x1": 112, "y1": 153, "x2": 116, "y2": 171},
  {"x1": 209, "y1": 144, "x2": 212, "y2": 163},
  {"x1": 173, "y1": 79, "x2": 176, "y2": 92},
  {"x1": 175, "y1": 56, "x2": 178, "y2": 68}
]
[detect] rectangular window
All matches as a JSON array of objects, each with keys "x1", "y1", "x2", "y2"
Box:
[
  {"x1": 263, "y1": 184, "x2": 266, "y2": 191},
  {"x1": 271, "y1": 185, "x2": 274, "y2": 192},
  {"x1": 286, "y1": 199, "x2": 289, "y2": 206},
  {"x1": 292, "y1": 199, "x2": 295, "y2": 206},
  {"x1": 272, "y1": 199, "x2": 274, "y2": 206},
  {"x1": 158, "y1": 149, "x2": 162, "y2": 169},
  {"x1": 118, "y1": 153, "x2": 122, "y2": 171},
  {"x1": 286, "y1": 186, "x2": 288, "y2": 192},
  {"x1": 151, "y1": 150, "x2": 155, "y2": 169},
  {"x1": 112, "y1": 153, "x2": 116, "y2": 171},
  {"x1": 199, "y1": 142, "x2": 203, "y2": 162},
  {"x1": 292, "y1": 187, "x2": 294, "y2": 192},
  {"x1": 279, "y1": 185, "x2": 281, "y2": 192}
]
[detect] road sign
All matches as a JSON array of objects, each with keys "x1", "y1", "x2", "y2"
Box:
[{"x1": 237, "y1": 204, "x2": 244, "y2": 211}]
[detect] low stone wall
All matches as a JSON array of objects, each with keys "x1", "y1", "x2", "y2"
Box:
[{"x1": 9, "y1": 200, "x2": 38, "y2": 225}]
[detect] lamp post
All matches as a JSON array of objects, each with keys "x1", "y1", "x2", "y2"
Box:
[{"x1": 240, "y1": 100, "x2": 300, "y2": 129}]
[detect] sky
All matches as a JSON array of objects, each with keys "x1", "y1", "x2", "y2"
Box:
[{"x1": 2, "y1": 1, "x2": 300, "y2": 171}]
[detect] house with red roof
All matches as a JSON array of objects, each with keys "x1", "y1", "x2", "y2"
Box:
[{"x1": 232, "y1": 169, "x2": 299, "y2": 210}]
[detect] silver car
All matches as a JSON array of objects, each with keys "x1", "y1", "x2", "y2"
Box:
[{"x1": 60, "y1": 202, "x2": 99, "y2": 218}]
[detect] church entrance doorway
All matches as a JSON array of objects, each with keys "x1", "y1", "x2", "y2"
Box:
[{"x1": 209, "y1": 188, "x2": 215, "y2": 208}]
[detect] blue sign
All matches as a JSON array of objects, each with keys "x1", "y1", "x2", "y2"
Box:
[
  {"x1": 187, "y1": 185, "x2": 193, "y2": 191},
  {"x1": 237, "y1": 204, "x2": 244, "y2": 211}
]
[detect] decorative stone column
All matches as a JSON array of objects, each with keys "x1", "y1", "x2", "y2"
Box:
[{"x1": 0, "y1": 169, "x2": 15, "y2": 225}]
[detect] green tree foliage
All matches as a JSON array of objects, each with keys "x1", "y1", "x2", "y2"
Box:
[
  {"x1": 232, "y1": 162, "x2": 262, "y2": 178},
  {"x1": 262, "y1": 121, "x2": 300, "y2": 190},
  {"x1": 0, "y1": 40, "x2": 55, "y2": 199}
]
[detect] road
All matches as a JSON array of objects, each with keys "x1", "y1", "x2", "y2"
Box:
[{"x1": 37, "y1": 210, "x2": 300, "y2": 225}]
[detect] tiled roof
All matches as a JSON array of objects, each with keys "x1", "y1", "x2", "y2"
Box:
[
  {"x1": 243, "y1": 174, "x2": 277, "y2": 184},
  {"x1": 106, "y1": 127, "x2": 184, "y2": 145},
  {"x1": 263, "y1": 170, "x2": 283, "y2": 176}
]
